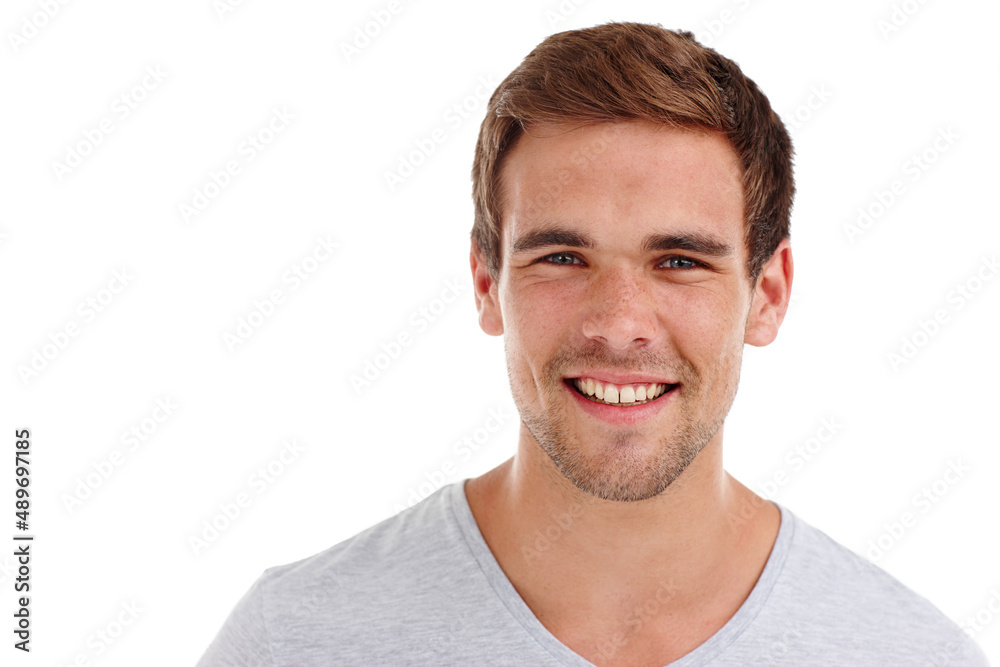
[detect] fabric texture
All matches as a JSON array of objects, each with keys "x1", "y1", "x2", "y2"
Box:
[{"x1": 196, "y1": 480, "x2": 990, "y2": 666}]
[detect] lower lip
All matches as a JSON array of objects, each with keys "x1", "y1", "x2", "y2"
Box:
[{"x1": 564, "y1": 380, "x2": 677, "y2": 426}]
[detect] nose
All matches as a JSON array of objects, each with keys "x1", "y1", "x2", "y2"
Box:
[{"x1": 580, "y1": 266, "x2": 660, "y2": 350}]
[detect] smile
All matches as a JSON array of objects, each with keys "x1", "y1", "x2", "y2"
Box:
[{"x1": 568, "y1": 377, "x2": 677, "y2": 406}]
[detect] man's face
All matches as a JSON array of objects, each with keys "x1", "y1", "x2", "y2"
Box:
[{"x1": 473, "y1": 120, "x2": 776, "y2": 502}]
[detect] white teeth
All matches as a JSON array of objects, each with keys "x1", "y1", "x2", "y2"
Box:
[{"x1": 571, "y1": 377, "x2": 673, "y2": 405}]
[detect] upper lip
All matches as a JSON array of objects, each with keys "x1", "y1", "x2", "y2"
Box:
[{"x1": 565, "y1": 370, "x2": 679, "y2": 385}]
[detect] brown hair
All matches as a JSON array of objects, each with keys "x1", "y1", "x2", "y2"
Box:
[{"x1": 471, "y1": 21, "x2": 794, "y2": 285}]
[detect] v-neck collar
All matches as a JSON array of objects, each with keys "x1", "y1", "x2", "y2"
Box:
[{"x1": 448, "y1": 478, "x2": 795, "y2": 666}]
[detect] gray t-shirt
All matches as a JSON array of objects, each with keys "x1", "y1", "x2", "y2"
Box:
[{"x1": 196, "y1": 480, "x2": 990, "y2": 666}]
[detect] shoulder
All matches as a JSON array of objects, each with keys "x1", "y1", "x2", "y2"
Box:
[
  {"x1": 256, "y1": 482, "x2": 463, "y2": 606},
  {"x1": 196, "y1": 483, "x2": 470, "y2": 666},
  {"x1": 758, "y1": 504, "x2": 989, "y2": 665},
  {"x1": 778, "y1": 506, "x2": 945, "y2": 617}
]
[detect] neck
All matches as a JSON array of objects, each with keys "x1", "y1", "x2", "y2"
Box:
[{"x1": 465, "y1": 423, "x2": 780, "y2": 652}]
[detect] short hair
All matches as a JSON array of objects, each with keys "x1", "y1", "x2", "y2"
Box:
[{"x1": 471, "y1": 21, "x2": 794, "y2": 285}]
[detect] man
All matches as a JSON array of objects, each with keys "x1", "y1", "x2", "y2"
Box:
[{"x1": 197, "y1": 22, "x2": 989, "y2": 666}]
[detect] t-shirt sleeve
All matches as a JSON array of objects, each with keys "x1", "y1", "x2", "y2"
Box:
[{"x1": 196, "y1": 575, "x2": 275, "y2": 667}]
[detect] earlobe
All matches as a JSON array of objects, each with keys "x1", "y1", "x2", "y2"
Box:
[
  {"x1": 745, "y1": 239, "x2": 793, "y2": 347},
  {"x1": 470, "y1": 241, "x2": 504, "y2": 336}
]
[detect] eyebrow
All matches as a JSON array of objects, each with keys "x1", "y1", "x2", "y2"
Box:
[{"x1": 510, "y1": 225, "x2": 734, "y2": 258}]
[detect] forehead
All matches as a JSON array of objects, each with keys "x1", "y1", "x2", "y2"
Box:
[{"x1": 499, "y1": 120, "x2": 745, "y2": 251}]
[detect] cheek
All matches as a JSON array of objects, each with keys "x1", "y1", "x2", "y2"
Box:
[
  {"x1": 662, "y1": 287, "x2": 747, "y2": 367},
  {"x1": 499, "y1": 281, "x2": 571, "y2": 387},
  {"x1": 502, "y1": 279, "x2": 578, "y2": 342},
  {"x1": 660, "y1": 285, "x2": 732, "y2": 332}
]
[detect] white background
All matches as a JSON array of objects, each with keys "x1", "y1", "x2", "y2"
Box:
[{"x1": 1, "y1": 0, "x2": 998, "y2": 664}]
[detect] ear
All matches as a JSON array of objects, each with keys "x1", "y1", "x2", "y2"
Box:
[
  {"x1": 744, "y1": 239, "x2": 793, "y2": 347},
  {"x1": 470, "y1": 240, "x2": 504, "y2": 336}
]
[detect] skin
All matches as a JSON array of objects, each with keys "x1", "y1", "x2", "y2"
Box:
[{"x1": 466, "y1": 119, "x2": 794, "y2": 666}]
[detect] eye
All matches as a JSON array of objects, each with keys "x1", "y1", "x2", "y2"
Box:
[
  {"x1": 660, "y1": 256, "x2": 705, "y2": 270},
  {"x1": 542, "y1": 252, "x2": 583, "y2": 266}
]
